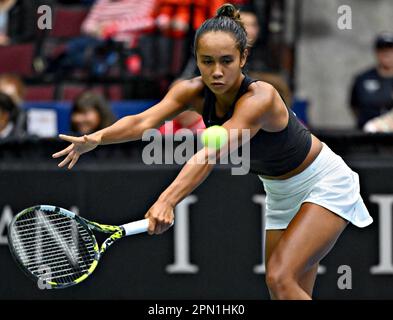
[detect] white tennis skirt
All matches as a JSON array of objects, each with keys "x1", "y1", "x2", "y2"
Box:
[{"x1": 259, "y1": 143, "x2": 373, "y2": 230}]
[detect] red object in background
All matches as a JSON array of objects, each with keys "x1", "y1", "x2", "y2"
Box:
[
  {"x1": 102, "y1": 24, "x2": 117, "y2": 40},
  {"x1": 126, "y1": 54, "x2": 142, "y2": 75},
  {"x1": 155, "y1": 0, "x2": 227, "y2": 38},
  {"x1": 159, "y1": 117, "x2": 206, "y2": 135}
]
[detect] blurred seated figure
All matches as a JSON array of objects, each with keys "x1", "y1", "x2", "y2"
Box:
[
  {"x1": 0, "y1": 73, "x2": 24, "y2": 105},
  {"x1": 70, "y1": 91, "x2": 116, "y2": 135},
  {"x1": 43, "y1": 0, "x2": 156, "y2": 77},
  {"x1": 350, "y1": 32, "x2": 393, "y2": 129},
  {"x1": 0, "y1": 73, "x2": 26, "y2": 134},
  {"x1": 0, "y1": 0, "x2": 37, "y2": 46},
  {"x1": 0, "y1": 92, "x2": 21, "y2": 138}
]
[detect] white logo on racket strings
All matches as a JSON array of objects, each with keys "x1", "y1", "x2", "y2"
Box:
[
  {"x1": 141, "y1": 123, "x2": 250, "y2": 175},
  {"x1": 34, "y1": 210, "x2": 80, "y2": 268},
  {"x1": 37, "y1": 265, "x2": 53, "y2": 290}
]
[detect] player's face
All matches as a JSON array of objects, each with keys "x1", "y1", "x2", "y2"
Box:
[
  {"x1": 71, "y1": 108, "x2": 101, "y2": 135},
  {"x1": 196, "y1": 31, "x2": 247, "y2": 95}
]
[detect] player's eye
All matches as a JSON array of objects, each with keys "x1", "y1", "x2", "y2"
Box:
[
  {"x1": 202, "y1": 60, "x2": 213, "y2": 65},
  {"x1": 222, "y1": 58, "x2": 233, "y2": 65}
]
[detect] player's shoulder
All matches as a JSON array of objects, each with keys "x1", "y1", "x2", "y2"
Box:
[
  {"x1": 249, "y1": 80, "x2": 276, "y2": 96},
  {"x1": 171, "y1": 76, "x2": 205, "y2": 95},
  {"x1": 165, "y1": 77, "x2": 205, "y2": 110},
  {"x1": 242, "y1": 80, "x2": 277, "y2": 108}
]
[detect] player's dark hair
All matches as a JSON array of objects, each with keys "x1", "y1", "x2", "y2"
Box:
[{"x1": 194, "y1": 3, "x2": 248, "y2": 56}]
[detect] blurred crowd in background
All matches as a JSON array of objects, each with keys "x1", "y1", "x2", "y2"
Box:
[{"x1": 0, "y1": 0, "x2": 392, "y2": 140}]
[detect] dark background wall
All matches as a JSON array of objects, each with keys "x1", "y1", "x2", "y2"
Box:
[
  {"x1": 0, "y1": 133, "x2": 393, "y2": 299},
  {"x1": 0, "y1": 135, "x2": 392, "y2": 299}
]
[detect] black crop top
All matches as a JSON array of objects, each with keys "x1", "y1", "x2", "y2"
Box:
[{"x1": 202, "y1": 75, "x2": 312, "y2": 176}]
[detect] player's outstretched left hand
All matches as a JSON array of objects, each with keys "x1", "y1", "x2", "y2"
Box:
[{"x1": 52, "y1": 134, "x2": 100, "y2": 169}]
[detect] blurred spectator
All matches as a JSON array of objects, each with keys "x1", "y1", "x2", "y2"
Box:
[
  {"x1": 0, "y1": 73, "x2": 26, "y2": 134},
  {"x1": 43, "y1": 0, "x2": 156, "y2": 77},
  {"x1": 81, "y1": 0, "x2": 156, "y2": 45},
  {"x1": 0, "y1": 73, "x2": 24, "y2": 105},
  {"x1": 0, "y1": 92, "x2": 21, "y2": 138},
  {"x1": 70, "y1": 91, "x2": 116, "y2": 135},
  {"x1": 0, "y1": 0, "x2": 37, "y2": 45},
  {"x1": 350, "y1": 31, "x2": 393, "y2": 129}
]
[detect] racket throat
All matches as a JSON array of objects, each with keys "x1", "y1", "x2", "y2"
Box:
[{"x1": 100, "y1": 228, "x2": 125, "y2": 254}]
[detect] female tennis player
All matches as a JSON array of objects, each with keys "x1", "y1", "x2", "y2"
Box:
[{"x1": 52, "y1": 4, "x2": 373, "y2": 300}]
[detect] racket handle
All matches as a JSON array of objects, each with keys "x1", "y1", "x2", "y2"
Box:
[
  {"x1": 122, "y1": 218, "x2": 174, "y2": 236},
  {"x1": 123, "y1": 219, "x2": 149, "y2": 236}
]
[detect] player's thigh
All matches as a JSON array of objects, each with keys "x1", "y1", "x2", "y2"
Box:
[
  {"x1": 265, "y1": 229, "x2": 285, "y2": 263},
  {"x1": 268, "y1": 202, "x2": 348, "y2": 278},
  {"x1": 266, "y1": 228, "x2": 319, "y2": 295}
]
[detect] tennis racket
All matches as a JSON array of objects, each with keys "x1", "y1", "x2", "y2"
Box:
[{"x1": 7, "y1": 205, "x2": 168, "y2": 289}]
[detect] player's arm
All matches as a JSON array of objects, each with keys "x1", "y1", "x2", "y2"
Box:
[
  {"x1": 95, "y1": 78, "x2": 203, "y2": 144},
  {"x1": 145, "y1": 83, "x2": 277, "y2": 235},
  {"x1": 52, "y1": 78, "x2": 203, "y2": 169}
]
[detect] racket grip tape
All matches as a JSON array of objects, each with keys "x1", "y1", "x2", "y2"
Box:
[
  {"x1": 123, "y1": 219, "x2": 150, "y2": 236},
  {"x1": 122, "y1": 219, "x2": 174, "y2": 236}
]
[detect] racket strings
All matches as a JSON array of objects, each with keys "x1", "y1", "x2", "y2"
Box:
[
  {"x1": 11, "y1": 209, "x2": 97, "y2": 285},
  {"x1": 13, "y1": 218, "x2": 82, "y2": 237},
  {"x1": 13, "y1": 227, "x2": 93, "y2": 251}
]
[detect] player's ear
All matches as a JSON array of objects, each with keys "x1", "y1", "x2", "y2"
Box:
[{"x1": 240, "y1": 49, "x2": 248, "y2": 68}]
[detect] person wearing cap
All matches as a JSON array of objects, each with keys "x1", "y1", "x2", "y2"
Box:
[{"x1": 349, "y1": 31, "x2": 393, "y2": 129}]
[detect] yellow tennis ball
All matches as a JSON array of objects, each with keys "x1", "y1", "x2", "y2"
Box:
[{"x1": 201, "y1": 125, "x2": 228, "y2": 149}]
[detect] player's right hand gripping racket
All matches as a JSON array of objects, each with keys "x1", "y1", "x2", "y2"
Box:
[{"x1": 7, "y1": 205, "x2": 171, "y2": 289}]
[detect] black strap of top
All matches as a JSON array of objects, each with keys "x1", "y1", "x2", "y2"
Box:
[{"x1": 203, "y1": 75, "x2": 257, "y2": 127}]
